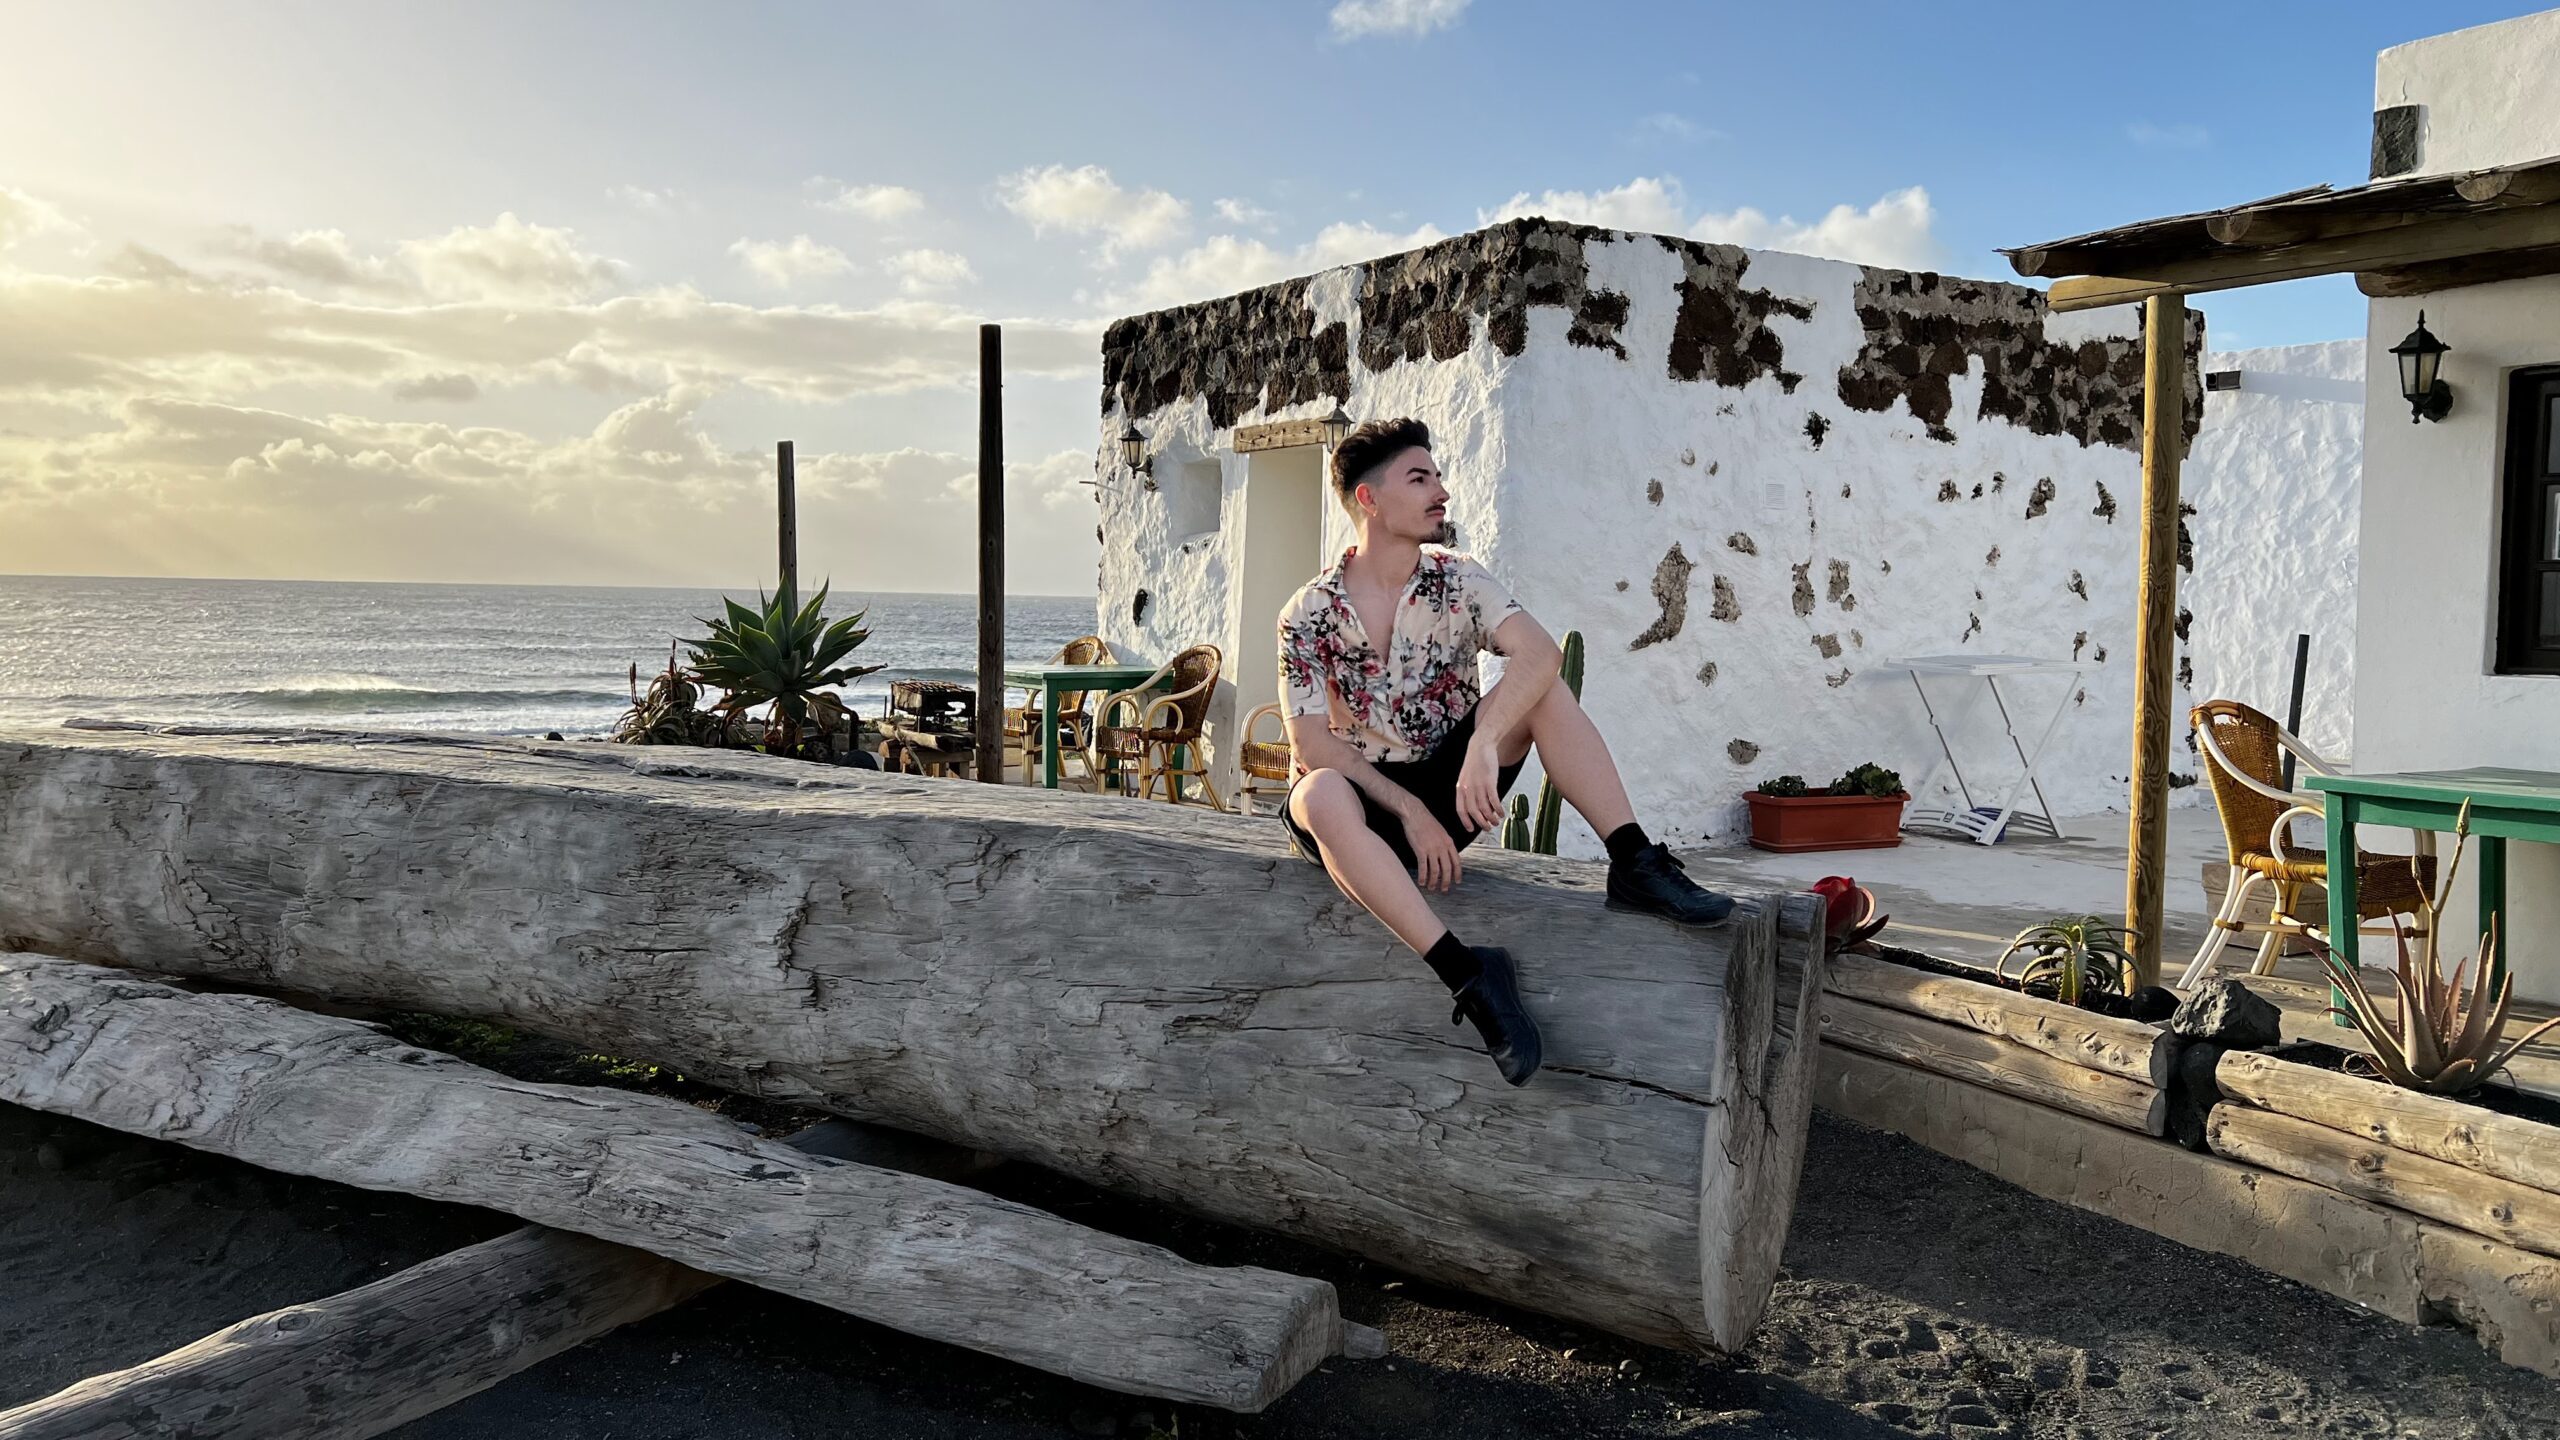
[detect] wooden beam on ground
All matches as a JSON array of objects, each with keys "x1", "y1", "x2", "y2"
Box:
[
  {"x1": 2045, "y1": 203, "x2": 2560, "y2": 311},
  {"x1": 1825, "y1": 952, "x2": 2174, "y2": 1087},
  {"x1": 0, "y1": 1116, "x2": 1384, "y2": 1440},
  {"x1": 2214, "y1": 1050, "x2": 2560, "y2": 1200},
  {"x1": 1233, "y1": 419, "x2": 1330, "y2": 453},
  {"x1": 1818, "y1": 993, "x2": 2166, "y2": 1135},
  {"x1": 2124, "y1": 295, "x2": 2185, "y2": 987},
  {"x1": 0, "y1": 724, "x2": 1830, "y2": 1355},
  {"x1": 2207, "y1": 1105, "x2": 2560, "y2": 1261},
  {"x1": 975, "y1": 323, "x2": 1004, "y2": 785},
  {"x1": 0, "y1": 956, "x2": 1345, "y2": 1412}
]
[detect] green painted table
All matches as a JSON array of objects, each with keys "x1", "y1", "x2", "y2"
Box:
[
  {"x1": 1000, "y1": 662, "x2": 1167, "y2": 789},
  {"x1": 2308, "y1": 767, "x2": 2560, "y2": 1001}
]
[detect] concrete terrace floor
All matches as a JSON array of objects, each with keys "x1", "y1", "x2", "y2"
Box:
[{"x1": 1676, "y1": 804, "x2": 2223, "y2": 973}]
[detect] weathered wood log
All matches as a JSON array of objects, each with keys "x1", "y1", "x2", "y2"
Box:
[
  {"x1": 1819, "y1": 993, "x2": 2168, "y2": 1135},
  {"x1": 1825, "y1": 952, "x2": 2175, "y2": 1086},
  {"x1": 0, "y1": 1113, "x2": 1386, "y2": 1440},
  {"x1": 0, "y1": 956, "x2": 1344, "y2": 1411},
  {"x1": 2207, "y1": 1104, "x2": 2560, "y2": 1261},
  {"x1": 0, "y1": 725, "x2": 1828, "y2": 1352},
  {"x1": 2214, "y1": 1049, "x2": 2560, "y2": 1197}
]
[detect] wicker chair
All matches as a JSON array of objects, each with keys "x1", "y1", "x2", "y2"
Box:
[
  {"x1": 1235, "y1": 702, "x2": 1295, "y2": 817},
  {"x1": 2182, "y1": 698, "x2": 2435, "y2": 988},
  {"x1": 1092, "y1": 644, "x2": 1224, "y2": 810},
  {"x1": 1002, "y1": 636, "x2": 1115, "y2": 787}
]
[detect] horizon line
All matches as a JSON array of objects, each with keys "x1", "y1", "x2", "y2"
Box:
[{"x1": 0, "y1": 572, "x2": 1093, "y2": 602}]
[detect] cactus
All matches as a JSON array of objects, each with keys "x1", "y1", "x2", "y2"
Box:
[
  {"x1": 1530, "y1": 630, "x2": 1586, "y2": 855},
  {"x1": 1501, "y1": 793, "x2": 1531, "y2": 851}
]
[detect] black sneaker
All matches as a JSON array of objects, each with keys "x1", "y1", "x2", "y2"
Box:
[
  {"x1": 1448, "y1": 946, "x2": 1542, "y2": 1087},
  {"x1": 1606, "y1": 843, "x2": 1736, "y2": 926}
]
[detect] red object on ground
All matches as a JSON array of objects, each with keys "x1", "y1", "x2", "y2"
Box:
[{"x1": 1745, "y1": 792, "x2": 1907, "y2": 853}]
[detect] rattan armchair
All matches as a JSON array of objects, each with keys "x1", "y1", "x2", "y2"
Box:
[
  {"x1": 1092, "y1": 644, "x2": 1224, "y2": 810},
  {"x1": 1235, "y1": 702, "x2": 1295, "y2": 817},
  {"x1": 1001, "y1": 635, "x2": 1115, "y2": 788},
  {"x1": 2182, "y1": 698, "x2": 2434, "y2": 989}
]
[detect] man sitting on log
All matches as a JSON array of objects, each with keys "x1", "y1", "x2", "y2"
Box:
[{"x1": 1277, "y1": 417, "x2": 1735, "y2": 1087}]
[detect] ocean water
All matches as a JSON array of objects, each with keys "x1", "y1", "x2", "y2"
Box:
[{"x1": 0, "y1": 575, "x2": 1096, "y2": 738}]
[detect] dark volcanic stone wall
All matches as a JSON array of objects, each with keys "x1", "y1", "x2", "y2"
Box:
[
  {"x1": 1100, "y1": 278, "x2": 1350, "y2": 428},
  {"x1": 1661, "y1": 240, "x2": 1815, "y2": 392},
  {"x1": 1835, "y1": 269, "x2": 2203, "y2": 452},
  {"x1": 1357, "y1": 219, "x2": 1624, "y2": 368}
]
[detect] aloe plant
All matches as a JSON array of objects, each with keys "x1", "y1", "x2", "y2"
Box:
[
  {"x1": 683, "y1": 582, "x2": 882, "y2": 758},
  {"x1": 1998, "y1": 916, "x2": 2138, "y2": 1008},
  {"x1": 2322, "y1": 805, "x2": 2560, "y2": 1094}
]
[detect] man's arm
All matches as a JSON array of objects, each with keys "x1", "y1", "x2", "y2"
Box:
[
  {"x1": 1451, "y1": 612, "x2": 1562, "y2": 834},
  {"x1": 1284, "y1": 715, "x2": 1429, "y2": 819}
]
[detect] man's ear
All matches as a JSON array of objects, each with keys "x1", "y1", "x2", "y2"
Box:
[{"x1": 1353, "y1": 481, "x2": 1373, "y2": 515}]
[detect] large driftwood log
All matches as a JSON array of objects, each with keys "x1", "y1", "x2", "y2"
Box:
[
  {"x1": 0, "y1": 957, "x2": 1343, "y2": 1411},
  {"x1": 1818, "y1": 993, "x2": 2168, "y2": 1135},
  {"x1": 0, "y1": 725, "x2": 1828, "y2": 1352},
  {"x1": 1825, "y1": 952, "x2": 2174, "y2": 1086}
]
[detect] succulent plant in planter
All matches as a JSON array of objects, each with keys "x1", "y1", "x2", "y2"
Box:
[
  {"x1": 1998, "y1": 916, "x2": 2139, "y2": 1009},
  {"x1": 1745, "y1": 763, "x2": 1907, "y2": 853}
]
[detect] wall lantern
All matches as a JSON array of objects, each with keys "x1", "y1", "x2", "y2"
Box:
[
  {"x1": 1116, "y1": 420, "x2": 1153, "y2": 481},
  {"x1": 1318, "y1": 404, "x2": 1355, "y2": 449},
  {"x1": 2390, "y1": 310, "x2": 2453, "y2": 424}
]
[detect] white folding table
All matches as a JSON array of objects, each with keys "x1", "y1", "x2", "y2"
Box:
[{"x1": 1879, "y1": 655, "x2": 2083, "y2": 845}]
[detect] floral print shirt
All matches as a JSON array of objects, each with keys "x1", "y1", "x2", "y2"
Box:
[{"x1": 1277, "y1": 546, "x2": 1525, "y2": 764}]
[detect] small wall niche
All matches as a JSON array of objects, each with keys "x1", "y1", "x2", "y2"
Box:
[{"x1": 1170, "y1": 458, "x2": 1224, "y2": 543}]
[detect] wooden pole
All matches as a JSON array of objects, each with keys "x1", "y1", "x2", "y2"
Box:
[
  {"x1": 2125, "y1": 294, "x2": 2186, "y2": 987},
  {"x1": 776, "y1": 440, "x2": 798, "y2": 602},
  {"x1": 976, "y1": 324, "x2": 1003, "y2": 783}
]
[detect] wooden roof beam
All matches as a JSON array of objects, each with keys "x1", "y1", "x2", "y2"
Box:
[
  {"x1": 2045, "y1": 203, "x2": 2560, "y2": 312},
  {"x1": 2359, "y1": 242, "x2": 2560, "y2": 298}
]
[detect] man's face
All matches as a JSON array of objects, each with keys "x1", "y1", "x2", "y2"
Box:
[{"x1": 1356, "y1": 445, "x2": 1454, "y2": 546}]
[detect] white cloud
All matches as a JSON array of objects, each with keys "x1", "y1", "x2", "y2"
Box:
[
  {"x1": 882, "y1": 248, "x2": 977, "y2": 294},
  {"x1": 1692, "y1": 186, "x2": 1939, "y2": 271},
  {"x1": 1114, "y1": 220, "x2": 1445, "y2": 311},
  {"x1": 809, "y1": 180, "x2": 926, "y2": 221},
  {"x1": 1628, "y1": 112, "x2": 1718, "y2": 145},
  {"x1": 1213, "y1": 197, "x2": 1277, "y2": 229},
  {"x1": 1484, "y1": 176, "x2": 1940, "y2": 271},
  {"x1": 0, "y1": 185, "x2": 75, "y2": 251},
  {"x1": 1481, "y1": 176, "x2": 1691, "y2": 235},
  {"x1": 1328, "y1": 0, "x2": 1470, "y2": 39},
  {"x1": 728, "y1": 234, "x2": 857, "y2": 288},
  {"x1": 212, "y1": 226, "x2": 406, "y2": 294},
  {"x1": 2126, "y1": 121, "x2": 2211, "y2": 150},
  {"x1": 997, "y1": 164, "x2": 1189, "y2": 261},
  {"x1": 398, "y1": 213, "x2": 626, "y2": 303},
  {"x1": 605, "y1": 184, "x2": 691, "y2": 214}
]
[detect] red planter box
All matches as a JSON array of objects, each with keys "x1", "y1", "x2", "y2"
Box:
[{"x1": 1745, "y1": 792, "x2": 1908, "y2": 853}]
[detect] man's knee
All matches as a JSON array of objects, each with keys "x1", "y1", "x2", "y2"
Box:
[{"x1": 1291, "y1": 768, "x2": 1361, "y2": 831}]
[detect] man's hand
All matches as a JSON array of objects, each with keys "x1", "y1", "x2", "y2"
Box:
[
  {"x1": 1453, "y1": 740, "x2": 1506, "y2": 836},
  {"x1": 1400, "y1": 805, "x2": 1462, "y2": 893}
]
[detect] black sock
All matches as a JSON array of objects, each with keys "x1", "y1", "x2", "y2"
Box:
[
  {"x1": 1421, "y1": 931, "x2": 1483, "y2": 992},
  {"x1": 1603, "y1": 822, "x2": 1654, "y2": 865}
]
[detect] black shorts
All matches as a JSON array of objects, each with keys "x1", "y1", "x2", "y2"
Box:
[{"x1": 1278, "y1": 706, "x2": 1527, "y2": 871}]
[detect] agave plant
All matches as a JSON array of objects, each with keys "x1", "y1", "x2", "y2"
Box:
[
  {"x1": 1998, "y1": 916, "x2": 2137, "y2": 1008},
  {"x1": 683, "y1": 582, "x2": 882, "y2": 758},
  {"x1": 613, "y1": 643, "x2": 731, "y2": 747},
  {"x1": 2322, "y1": 805, "x2": 2560, "y2": 1094}
]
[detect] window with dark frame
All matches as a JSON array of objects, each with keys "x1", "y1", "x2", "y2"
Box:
[{"x1": 2498, "y1": 366, "x2": 2560, "y2": 675}]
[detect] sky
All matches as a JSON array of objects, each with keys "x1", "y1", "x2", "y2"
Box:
[{"x1": 0, "y1": 0, "x2": 2541, "y2": 594}]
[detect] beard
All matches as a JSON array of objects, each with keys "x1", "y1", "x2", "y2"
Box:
[{"x1": 1423, "y1": 517, "x2": 1458, "y2": 546}]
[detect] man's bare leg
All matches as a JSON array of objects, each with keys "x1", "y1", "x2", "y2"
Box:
[
  {"x1": 1287, "y1": 769, "x2": 1445, "y2": 952},
  {"x1": 1289, "y1": 768, "x2": 1543, "y2": 1084},
  {"x1": 1498, "y1": 684, "x2": 1733, "y2": 924}
]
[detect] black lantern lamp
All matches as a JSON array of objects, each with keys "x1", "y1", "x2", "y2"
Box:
[
  {"x1": 2390, "y1": 310, "x2": 2452, "y2": 424},
  {"x1": 1116, "y1": 420, "x2": 1153, "y2": 481},
  {"x1": 1318, "y1": 404, "x2": 1355, "y2": 449}
]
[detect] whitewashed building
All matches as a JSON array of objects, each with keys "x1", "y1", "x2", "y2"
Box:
[{"x1": 1091, "y1": 220, "x2": 2219, "y2": 855}]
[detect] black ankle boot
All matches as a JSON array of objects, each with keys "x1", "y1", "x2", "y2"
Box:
[
  {"x1": 1448, "y1": 946, "x2": 1542, "y2": 1087},
  {"x1": 1606, "y1": 842, "x2": 1735, "y2": 926}
]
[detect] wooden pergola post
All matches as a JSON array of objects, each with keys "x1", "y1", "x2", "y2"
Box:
[
  {"x1": 2125, "y1": 294, "x2": 2186, "y2": 986},
  {"x1": 975, "y1": 324, "x2": 1004, "y2": 784}
]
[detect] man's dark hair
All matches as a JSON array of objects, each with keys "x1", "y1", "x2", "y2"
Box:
[{"x1": 1331, "y1": 417, "x2": 1431, "y2": 513}]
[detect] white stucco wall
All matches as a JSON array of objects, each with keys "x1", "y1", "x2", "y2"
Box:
[
  {"x1": 1095, "y1": 223, "x2": 2214, "y2": 859},
  {"x1": 2375, "y1": 8, "x2": 2560, "y2": 178},
  {"x1": 2181, "y1": 339, "x2": 2365, "y2": 762},
  {"x1": 2355, "y1": 8, "x2": 2560, "y2": 1004}
]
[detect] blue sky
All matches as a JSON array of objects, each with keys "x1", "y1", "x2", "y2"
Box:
[{"x1": 0, "y1": 1, "x2": 2541, "y2": 590}]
